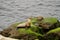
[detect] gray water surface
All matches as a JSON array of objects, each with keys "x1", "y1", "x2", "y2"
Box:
[{"x1": 0, "y1": 0, "x2": 60, "y2": 30}]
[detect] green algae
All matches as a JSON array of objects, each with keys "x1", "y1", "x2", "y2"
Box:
[
  {"x1": 41, "y1": 17, "x2": 58, "y2": 24},
  {"x1": 47, "y1": 27, "x2": 60, "y2": 34}
]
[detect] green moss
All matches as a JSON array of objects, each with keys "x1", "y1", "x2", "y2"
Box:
[
  {"x1": 30, "y1": 24, "x2": 39, "y2": 32},
  {"x1": 26, "y1": 29, "x2": 43, "y2": 37},
  {"x1": 18, "y1": 28, "x2": 43, "y2": 37},
  {"x1": 47, "y1": 27, "x2": 60, "y2": 34},
  {"x1": 35, "y1": 39, "x2": 39, "y2": 40},
  {"x1": 18, "y1": 28, "x2": 27, "y2": 34},
  {"x1": 9, "y1": 17, "x2": 60, "y2": 40},
  {"x1": 41, "y1": 17, "x2": 58, "y2": 24},
  {"x1": 30, "y1": 17, "x2": 38, "y2": 24}
]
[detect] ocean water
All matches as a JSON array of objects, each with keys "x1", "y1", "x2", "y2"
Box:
[{"x1": 0, "y1": 0, "x2": 60, "y2": 30}]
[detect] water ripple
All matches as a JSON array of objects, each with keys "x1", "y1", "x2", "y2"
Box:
[{"x1": 55, "y1": 5, "x2": 60, "y2": 7}]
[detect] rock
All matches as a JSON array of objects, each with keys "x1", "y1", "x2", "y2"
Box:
[
  {"x1": 37, "y1": 16, "x2": 43, "y2": 21},
  {"x1": 0, "y1": 35, "x2": 18, "y2": 40},
  {"x1": 0, "y1": 28, "x2": 12, "y2": 37},
  {"x1": 0, "y1": 27, "x2": 20, "y2": 39},
  {"x1": 9, "y1": 29, "x2": 20, "y2": 39},
  {"x1": 39, "y1": 17, "x2": 59, "y2": 29},
  {"x1": 0, "y1": 16, "x2": 60, "y2": 40}
]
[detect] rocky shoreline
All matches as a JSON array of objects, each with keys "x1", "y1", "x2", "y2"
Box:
[{"x1": 0, "y1": 16, "x2": 60, "y2": 40}]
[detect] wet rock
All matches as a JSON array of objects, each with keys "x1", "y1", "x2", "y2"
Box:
[
  {"x1": 44, "y1": 33, "x2": 60, "y2": 40},
  {"x1": 0, "y1": 28, "x2": 21, "y2": 39},
  {"x1": 9, "y1": 29, "x2": 20, "y2": 39},
  {"x1": 0, "y1": 28, "x2": 12, "y2": 37}
]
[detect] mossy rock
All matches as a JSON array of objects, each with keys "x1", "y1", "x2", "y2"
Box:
[
  {"x1": 0, "y1": 16, "x2": 60, "y2": 40},
  {"x1": 39, "y1": 17, "x2": 59, "y2": 29}
]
